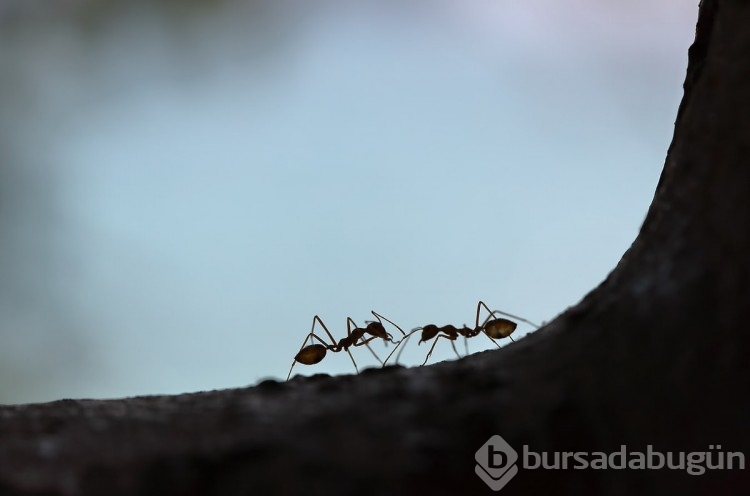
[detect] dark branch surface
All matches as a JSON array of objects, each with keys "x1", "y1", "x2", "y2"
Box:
[{"x1": 2, "y1": 1, "x2": 749, "y2": 494}]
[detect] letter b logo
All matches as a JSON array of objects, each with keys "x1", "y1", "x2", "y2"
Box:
[
  {"x1": 475, "y1": 435, "x2": 519, "y2": 491},
  {"x1": 488, "y1": 445, "x2": 509, "y2": 468}
]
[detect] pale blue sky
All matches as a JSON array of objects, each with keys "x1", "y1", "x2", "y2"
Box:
[{"x1": 1, "y1": 1, "x2": 697, "y2": 403}]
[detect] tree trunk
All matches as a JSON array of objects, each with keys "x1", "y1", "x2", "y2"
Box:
[{"x1": 1, "y1": 1, "x2": 748, "y2": 494}]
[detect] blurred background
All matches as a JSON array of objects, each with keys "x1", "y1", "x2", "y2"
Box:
[{"x1": 0, "y1": 0, "x2": 696, "y2": 404}]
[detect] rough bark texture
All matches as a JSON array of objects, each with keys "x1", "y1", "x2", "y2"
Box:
[{"x1": 2, "y1": 1, "x2": 749, "y2": 494}]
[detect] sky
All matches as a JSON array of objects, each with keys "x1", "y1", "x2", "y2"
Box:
[{"x1": 0, "y1": 0, "x2": 698, "y2": 403}]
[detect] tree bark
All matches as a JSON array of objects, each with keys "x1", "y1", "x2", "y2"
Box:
[{"x1": 2, "y1": 1, "x2": 748, "y2": 494}]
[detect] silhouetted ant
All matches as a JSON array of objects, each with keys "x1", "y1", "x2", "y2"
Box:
[
  {"x1": 385, "y1": 301, "x2": 539, "y2": 366},
  {"x1": 286, "y1": 311, "x2": 405, "y2": 380}
]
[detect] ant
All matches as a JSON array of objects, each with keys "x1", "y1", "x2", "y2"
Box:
[
  {"x1": 286, "y1": 311, "x2": 405, "y2": 380},
  {"x1": 385, "y1": 301, "x2": 539, "y2": 366}
]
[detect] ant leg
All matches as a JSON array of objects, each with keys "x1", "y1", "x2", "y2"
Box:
[
  {"x1": 340, "y1": 318, "x2": 363, "y2": 373},
  {"x1": 449, "y1": 339, "x2": 461, "y2": 360},
  {"x1": 346, "y1": 335, "x2": 382, "y2": 372},
  {"x1": 480, "y1": 327, "x2": 517, "y2": 352},
  {"x1": 421, "y1": 337, "x2": 441, "y2": 366},
  {"x1": 286, "y1": 316, "x2": 338, "y2": 381},
  {"x1": 312, "y1": 315, "x2": 340, "y2": 346},
  {"x1": 475, "y1": 301, "x2": 495, "y2": 329},
  {"x1": 365, "y1": 343, "x2": 384, "y2": 365},
  {"x1": 345, "y1": 348, "x2": 359, "y2": 373},
  {"x1": 421, "y1": 334, "x2": 457, "y2": 366},
  {"x1": 287, "y1": 334, "x2": 311, "y2": 381},
  {"x1": 483, "y1": 333, "x2": 502, "y2": 349}
]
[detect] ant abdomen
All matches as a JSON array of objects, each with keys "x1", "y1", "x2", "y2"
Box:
[
  {"x1": 294, "y1": 344, "x2": 327, "y2": 365},
  {"x1": 483, "y1": 318, "x2": 517, "y2": 339}
]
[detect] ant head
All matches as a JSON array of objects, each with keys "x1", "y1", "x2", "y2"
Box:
[
  {"x1": 364, "y1": 321, "x2": 391, "y2": 340},
  {"x1": 418, "y1": 324, "x2": 440, "y2": 344}
]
